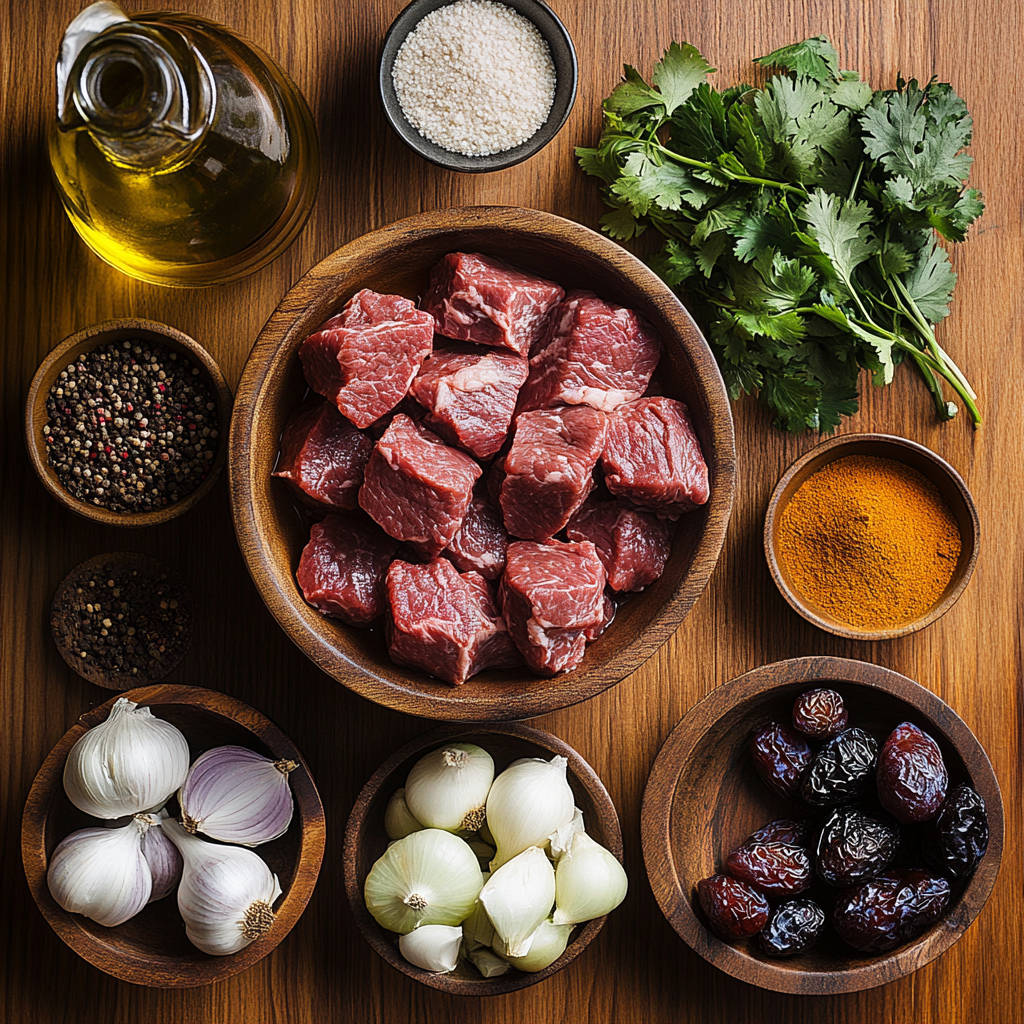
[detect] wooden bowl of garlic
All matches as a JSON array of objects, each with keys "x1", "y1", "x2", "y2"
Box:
[{"x1": 21, "y1": 684, "x2": 325, "y2": 988}]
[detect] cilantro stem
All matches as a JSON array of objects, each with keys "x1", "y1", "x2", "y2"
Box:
[
  {"x1": 906, "y1": 350, "x2": 957, "y2": 420},
  {"x1": 650, "y1": 143, "x2": 809, "y2": 197}
]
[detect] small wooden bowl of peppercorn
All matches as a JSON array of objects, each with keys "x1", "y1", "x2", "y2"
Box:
[
  {"x1": 641, "y1": 657, "x2": 1003, "y2": 995},
  {"x1": 763, "y1": 433, "x2": 979, "y2": 640},
  {"x1": 25, "y1": 318, "x2": 232, "y2": 528}
]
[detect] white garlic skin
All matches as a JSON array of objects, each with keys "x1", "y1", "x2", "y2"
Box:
[
  {"x1": 405, "y1": 743, "x2": 494, "y2": 833},
  {"x1": 63, "y1": 697, "x2": 190, "y2": 819},
  {"x1": 398, "y1": 924, "x2": 463, "y2": 973},
  {"x1": 469, "y1": 946, "x2": 512, "y2": 978},
  {"x1": 140, "y1": 812, "x2": 182, "y2": 903},
  {"x1": 384, "y1": 788, "x2": 425, "y2": 841},
  {"x1": 479, "y1": 846, "x2": 555, "y2": 958},
  {"x1": 552, "y1": 832, "x2": 628, "y2": 925},
  {"x1": 493, "y1": 918, "x2": 573, "y2": 972},
  {"x1": 548, "y1": 807, "x2": 585, "y2": 860}
]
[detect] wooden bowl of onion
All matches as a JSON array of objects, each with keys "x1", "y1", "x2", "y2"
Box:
[
  {"x1": 21, "y1": 685, "x2": 326, "y2": 988},
  {"x1": 343, "y1": 722, "x2": 625, "y2": 994}
]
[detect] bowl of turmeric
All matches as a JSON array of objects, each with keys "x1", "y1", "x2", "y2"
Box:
[{"x1": 764, "y1": 434, "x2": 979, "y2": 640}]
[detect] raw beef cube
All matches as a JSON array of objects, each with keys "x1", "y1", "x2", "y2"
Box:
[
  {"x1": 566, "y1": 499, "x2": 672, "y2": 592},
  {"x1": 584, "y1": 595, "x2": 616, "y2": 641},
  {"x1": 272, "y1": 400, "x2": 373, "y2": 510},
  {"x1": 411, "y1": 346, "x2": 529, "y2": 459},
  {"x1": 422, "y1": 252, "x2": 564, "y2": 356},
  {"x1": 499, "y1": 540, "x2": 607, "y2": 676},
  {"x1": 446, "y1": 491, "x2": 508, "y2": 580},
  {"x1": 300, "y1": 288, "x2": 434, "y2": 428},
  {"x1": 386, "y1": 559, "x2": 521, "y2": 685},
  {"x1": 296, "y1": 514, "x2": 399, "y2": 626},
  {"x1": 500, "y1": 406, "x2": 608, "y2": 541},
  {"x1": 518, "y1": 291, "x2": 662, "y2": 413},
  {"x1": 601, "y1": 397, "x2": 709, "y2": 518},
  {"x1": 359, "y1": 415, "x2": 481, "y2": 557}
]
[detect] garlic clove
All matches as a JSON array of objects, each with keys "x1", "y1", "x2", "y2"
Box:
[
  {"x1": 385, "y1": 788, "x2": 425, "y2": 841},
  {"x1": 469, "y1": 947, "x2": 512, "y2": 978},
  {"x1": 552, "y1": 831, "x2": 628, "y2": 925},
  {"x1": 398, "y1": 924, "x2": 463, "y2": 973},
  {"x1": 139, "y1": 810, "x2": 182, "y2": 903},
  {"x1": 493, "y1": 918, "x2": 573, "y2": 973},
  {"x1": 548, "y1": 807, "x2": 585, "y2": 860},
  {"x1": 461, "y1": 874, "x2": 494, "y2": 951},
  {"x1": 405, "y1": 743, "x2": 494, "y2": 833},
  {"x1": 479, "y1": 846, "x2": 555, "y2": 958}
]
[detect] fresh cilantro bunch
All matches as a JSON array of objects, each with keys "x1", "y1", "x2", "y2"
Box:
[{"x1": 577, "y1": 37, "x2": 982, "y2": 431}]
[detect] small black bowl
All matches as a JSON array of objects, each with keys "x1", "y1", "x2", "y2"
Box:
[{"x1": 379, "y1": 0, "x2": 578, "y2": 173}]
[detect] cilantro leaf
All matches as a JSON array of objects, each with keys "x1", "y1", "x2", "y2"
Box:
[
  {"x1": 755, "y1": 36, "x2": 840, "y2": 83},
  {"x1": 605, "y1": 65, "x2": 664, "y2": 116},
  {"x1": 902, "y1": 239, "x2": 956, "y2": 323},
  {"x1": 798, "y1": 189, "x2": 876, "y2": 286},
  {"x1": 652, "y1": 42, "x2": 715, "y2": 114}
]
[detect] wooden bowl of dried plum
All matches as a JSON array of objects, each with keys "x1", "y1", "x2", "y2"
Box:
[
  {"x1": 230, "y1": 206, "x2": 736, "y2": 720},
  {"x1": 640, "y1": 657, "x2": 1003, "y2": 995}
]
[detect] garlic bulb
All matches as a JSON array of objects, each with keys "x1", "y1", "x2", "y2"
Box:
[
  {"x1": 552, "y1": 832, "x2": 628, "y2": 925},
  {"x1": 494, "y1": 918, "x2": 573, "y2": 972},
  {"x1": 364, "y1": 828, "x2": 482, "y2": 934},
  {"x1": 63, "y1": 697, "x2": 190, "y2": 819},
  {"x1": 469, "y1": 947, "x2": 511, "y2": 977},
  {"x1": 398, "y1": 924, "x2": 463, "y2": 973},
  {"x1": 385, "y1": 788, "x2": 425, "y2": 841},
  {"x1": 479, "y1": 846, "x2": 555, "y2": 957},
  {"x1": 486, "y1": 756, "x2": 574, "y2": 869},
  {"x1": 548, "y1": 807, "x2": 585, "y2": 860},
  {"x1": 139, "y1": 811, "x2": 182, "y2": 902},
  {"x1": 47, "y1": 815, "x2": 152, "y2": 926},
  {"x1": 405, "y1": 743, "x2": 494, "y2": 832},
  {"x1": 163, "y1": 818, "x2": 282, "y2": 956},
  {"x1": 178, "y1": 745, "x2": 295, "y2": 846},
  {"x1": 461, "y1": 874, "x2": 494, "y2": 951}
]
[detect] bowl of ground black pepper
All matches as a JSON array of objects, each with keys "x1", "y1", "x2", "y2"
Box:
[
  {"x1": 25, "y1": 319, "x2": 232, "y2": 527},
  {"x1": 764, "y1": 434, "x2": 979, "y2": 640}
]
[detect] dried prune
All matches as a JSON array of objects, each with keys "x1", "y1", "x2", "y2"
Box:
[
  {"x1": 757, "y1": 899, "x2": 826, "y2": 957},
  {"x1": 750, "y1": 722, "x2": 813, "y2": 801},
  {"x1": 726, "y1": 833, "x2": 813, "y2": 898},
  {"x1": 876, "y1": 722, "x2": 948, "y2": 823},
  {"x1": 816, "y1": 807, "x2": 899, "y2": 886},
  {"x1": 696, "y1": 874, "x2": 770, "y2": 939},
  {"x1": 802, "y1": 728, "x2": 878, "y2": 807},
  {"x1": 923, "y1": 784, "x2": 989, "y2": 878},
  {"x1": 833, "y1": 870, "x2": 950, "y2": 952},
  {"x1": 748, "y1": 818, "x2": 813, "y2": 848},
  {"x1": 792, "y1": 688, "x2": 848, "y2": 739}
]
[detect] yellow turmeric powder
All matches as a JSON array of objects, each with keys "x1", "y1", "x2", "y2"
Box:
[{"x1": 777, "y1": 455, "x2": 961, "y2": 630}]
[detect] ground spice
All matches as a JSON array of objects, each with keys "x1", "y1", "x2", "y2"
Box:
[{"x1": 777, "y1": 454, "x2": 961, "y2": 630}]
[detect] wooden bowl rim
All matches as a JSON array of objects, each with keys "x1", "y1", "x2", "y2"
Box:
[
  {"x1": 24, "y1": 318, "x2": 234, "y2": 529},
  {"x1": 21, "y1": 684, "x2": 327, "y2": 988},
  {"x1": 229, "y1": 204, "x2": 736, "y2": 721},
  {"x1": 342, "y1": 721, "x2": 624, "y2": 996},
  {"x1": 640, "y1": 656, "x2": 1004, "y2": 996},
  {"x1": 763, "y1": 433, "x2": 980, "y2": 640}
]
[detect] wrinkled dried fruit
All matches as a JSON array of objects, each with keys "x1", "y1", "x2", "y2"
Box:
[
  {"x1": 833, "y1": 870, "x2": 950, "y2": 952},
  {"x1": 816, "y1": 807, "x2": 899, "y2": 887},
  {"x1": 876, "y1": 722, "x2": 948, "y2": 823},
  {"x1": 696, "y1": 874, "x2": 770, "y2": 939},
  {"x1": 802, "y1": 728, "x2": 878, "y2": 807},
  {"x1": 923, "y1": 784, "x2": 989, "y2": 878},
  {"x1": 757, "y1": 899, "x2": 826, "y2": 957},
  {"x1": 750, "y1": 723, "x2": 813, "y2": 801},
  {"x1": 726, "y1": 836, "x2": 812, "y2": 898},
  {"x1": 748, "y1": 818, "x2": 813, "y2": 848},
  {"x1": 792, "y1": 688, "x2": 848, "y2": 739}
]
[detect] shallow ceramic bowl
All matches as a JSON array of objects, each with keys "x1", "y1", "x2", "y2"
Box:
[
  {"x1": 22, "y1": 685, "x2": 326, "y2": 988},
  {"x1": 229, "y1": 206, "x2": 735, "y2": 721},
  {"x1": 343, "y1": 722, "x2": 623, "y2": 994},
  {"x1": 641, "y1": 657, "x2": 1003, "y2": 995}
]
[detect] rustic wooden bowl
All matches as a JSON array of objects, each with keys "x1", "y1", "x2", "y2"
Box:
[
  {"x1": 641, "y1": 657, "x2": 1003, "y2": 995},
  {"x1": 25, "y1": 319, "x2": 233, "y2": 528},
  {"x1": 343, "y1": 722, "x2": 624, "y2": 995},
  {"x1": 764, "y1": 433, "x2": 979, "y2": 640},
  {"x1": 230, "y1": 206, "x2": 736, "y2": 720},
  {"x1": 21, "y1": 684, "x2": 326, "y2": 988}
]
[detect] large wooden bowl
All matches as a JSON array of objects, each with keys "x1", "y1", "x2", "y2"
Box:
[
  {"x1": 229, "y1": 206, "x2": 736, "y2": 720},
  {"x1": 343, "y1": 722, "x2": 624, "y2": 995},
  {"x1": 641, "y1": 657, "x2": 1003, "y2": 995},
  {"x1": 22, "y1": 685, "x2": 326, "y2": 988}
]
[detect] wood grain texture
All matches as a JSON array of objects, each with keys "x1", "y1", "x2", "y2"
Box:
[{"x1": 1, "y1": 1, "x2": 1021, "y2": 1021}]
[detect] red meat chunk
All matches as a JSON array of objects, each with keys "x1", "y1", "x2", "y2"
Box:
[
  {"x1": 584, "y1": 595, "x2": 616, "y2": 642},
  {"x1": 445, "y1": 492, "x2": 508, "y2": 580},
  {"x1": 500, "y1": 406, "x2": 608, "y2": 541},
  {"x1": 296, "y1": 514, "x2": 399, "y2": 626},
  {"x1": 386, "y1": 559, "x2": 521, "y2": 685},
  {"x1": 517, "y1": 291, "x2": 662, "y2": 413},
  {"x1": 272, "y1": 400, "x2": 373, "y2": 510},
  {"x1": 499, "y1": 540, "x2": 607, "y2": 676},
  {"x1": 422, "y1": 253, "x2": 564, "y2": 357},
  {"x1": 411, "y1": 346, "x2": 529, "y2": 459},
  {"x1": 359, "y1": 414, "x2": 481, "y2": 557},
  {"x1": 601, "y1": 397, "x2": 709, "y2": 518},
  {"x1": 566, "y1": 499, "x2": 672, "y2": 592},
  {"x1": 300, "y1": 289, "x2": 434, "y2": 428}
]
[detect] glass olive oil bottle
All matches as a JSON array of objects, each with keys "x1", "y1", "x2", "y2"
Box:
[{"x1": 50, "y1": 1, "x2": 320, "y2": 287}]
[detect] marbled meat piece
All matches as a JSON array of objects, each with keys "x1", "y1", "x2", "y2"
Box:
[
  {"x1": 386, "y1": 559, "x2": 521, "y2": 685},
  {"x1": 300, "y1": 288, "x2": 433, "y2": 428},
  {"x1": 601, "y1": 397, "x2": 709, "y2": 518},
  {"x1": 359, "y1": 414, "x2": 481, "y2": 557},
  {"x1": 566, "y1": 499, "x2": 672, "y2": 592},
  {"x1": 296, "y1": 514, "x2": 399, "y2": 626},
  {"x1": 422, "y1": 252, "x2": 564, "y2": 356},
  {"x1": 500, "y1": 406, "x2": 608, "y2": 541},
  {"x1": 445, "y1": 491, "x2": 508, "y2": 580},
  {"x1": 517, "y1": 290, "x2": 661, "y2": 413},
  {"x1": 499, "y1": 540, "x2": 607, "y2": 676},
  {"x1": 411, "y1": 346, "x2": 529, "y2": 459},
  {"x1": 272, "y1": 400, "x2": 373, "y2": 510}
]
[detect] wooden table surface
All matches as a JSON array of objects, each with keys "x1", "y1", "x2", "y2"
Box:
[{"x1": 2, "y1": 1, "x2": 1021, "y2": 1021}]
